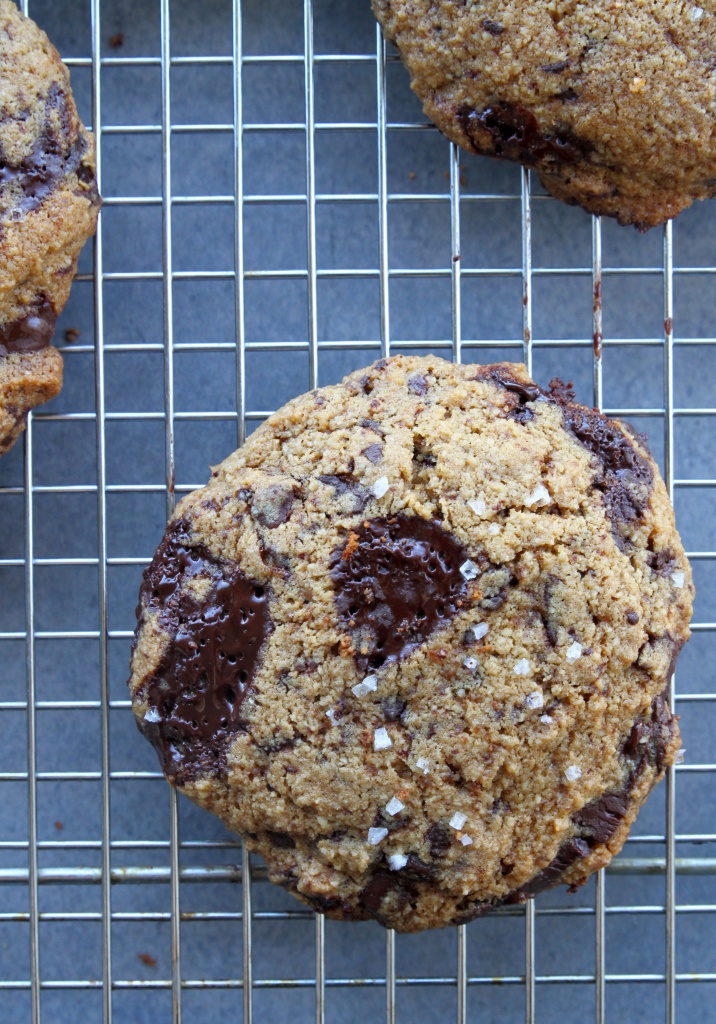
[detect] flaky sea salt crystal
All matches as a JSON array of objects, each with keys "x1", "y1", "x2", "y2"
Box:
[
  {"x1": 675, "y1": 748, "x2": 686, "y2": 765},
  {"x1": 514, "y1": 658, "x2": 530, "y2": 676},
  {"x1": 525, "y1": 483, "x2": 551, "y2": 508},
  {"x1": 460, "y1": 559, "x2": 479, "y2": 581},
  {"x1": 525, "y1": 690, "x2": 544, "y2": 710},
  {"x1": 374, "y1": 727, "x2": 392, "y2": 751},
  {"x1": 388, "y1": 853, "x2": 408, "y2": 871},
  {"x1": 385, "y1": 796, "x2": 405, "y2": 817},
  {"x1": 566, "y1": 641, "x2": 583, "y2": 663},
  {"x1": 468, "y1": 498, "x2": 486, "y2": 516},
  {"x1": 488, "y1": 523, "x2": 501, "y2": 536},
  {"x1": 692, "y1": 5, "x2": 704, "y2": 20},
  {"x1": 565, "y1": 765, "x2": 582, "y2": 782},
  {"x1": 459, "y1": 834, "x2": 473, "y2": 846},
  {"x1": 368, "y1": 827, "x2": 388, "y2": 846},
  {"x1": 326, "y1": 708, "x2": 338, "y2": 725},
  {"x1": 371, "y1": 475, "x2": 389, "y2": 498},
  {"x1": 144, "y1": 707, "x2": 161, "y2": 723},
  {"x1": 450, "y1": 811, "x2": 467, "y2": 830},
  {"x1": 671, "y1": 571, "x2": 685, "y2": 589},
  {"x1": 352, "y1": 674, "x2": 378, "y2": 698},
  {"x1": 415, "y1": 756, "x2": 430, "y2": 775},
  {"x1": 463, "y1": 656, "x2": 478, "y2": 674},
  {"x1": 540, "y1": 714, "x2": 553, "y2": 725},
  {"x1": 471, "y1": 622, "x2": 489, "y2": 641}
]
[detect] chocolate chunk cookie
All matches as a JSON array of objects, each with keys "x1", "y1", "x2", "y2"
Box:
[
  {"x1": 0, "y1": 0, "x2": 99, "y2": 455},
  {"x1": 128, "y1": 355, "x2": 692, "y2": 932},
  {"x1": 373, "y1": 0, "x2": 716, "y2": 228}
]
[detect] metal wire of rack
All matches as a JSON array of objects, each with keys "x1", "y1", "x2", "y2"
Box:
[{"x1": 0, "y1": 0, "x2": 714, "y2": 1022}]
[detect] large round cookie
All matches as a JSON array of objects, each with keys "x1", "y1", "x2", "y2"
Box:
[
  {"x1": 373, "y1": 0, "x2": 716, "y2": 229},
  {"x1": 128, "y1": 356, "x2": 692, "y2": 932},
  {"x1": 0, "y1": 0, "x2": 99, "y2": 455}
]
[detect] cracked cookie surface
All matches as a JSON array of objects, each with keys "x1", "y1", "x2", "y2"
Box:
[
  {"x1": 372, "y1": 0, "x2": 716, "y2": 228},
  {"x1": 0, "y1": 0, "x2": 99, "y2": 454},
  {"x1": 128, "y1": 355, "x2": 692, "y2": 932}
]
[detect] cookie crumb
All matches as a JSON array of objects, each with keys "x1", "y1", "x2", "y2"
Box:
[
  {"x1": 138, "y1": 953, "x2": 156, "y2": 968},
  {"x1": 109, "y1": 32, "x2": 125, "y2": 48},
  {"x1": 64, "y1": 327, "x2": 81, "y2": 343}
]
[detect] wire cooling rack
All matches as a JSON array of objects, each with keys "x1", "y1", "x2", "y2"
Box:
[{"x1": 0, "y1": 0, "x2": 715, "y2": 1022}]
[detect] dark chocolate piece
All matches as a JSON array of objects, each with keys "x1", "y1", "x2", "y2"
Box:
[
  {"x1": 572, "y1": 792, "x2": 629, "y2": 845},
  {"x1": 456, "y1": 101, "x2": 593, "y2": 167},
  {"x1": 361, "y1": 443, "x2": 384, "y2": 464},
  {"x1": 134, "y1": 518, "x2": 272, "y2": 784},
  {"x1": 425, "y1": 822, "x2": 452, "y2": 858},
  {"x1": 546, "y1": 379, "x2": 653, "y2": 532},
  {"x1": 509, "y1": 838, "x2": 591, "y2": 900},
  {"x1": 266, "y1": 831, "x2": 296, "y2": 849},
  {"x1": 330, "y1": 514, "x2": 469, "y2": 672},
  {"x1": 482, "y1": 18, "x2": 505, "y2": 35},
  {"x1": 382, "y1": 696, "x2": 406, "y2": 721},
  {"x1": 360, "y1": 869, "x2": 416, "y2": 918},
  {"x1": 318, "y1": 473, "x2": 371, "y2": 512},
  {"x1": 0, "y1": 296, "x2": 56, "y2": 355},
  {"x1": 250, "y1": 483, "x2": 296, "y2": 529},
  {"x1": 407, "y1": 373, "x2": 428, "y2": 396},
  {"x1": 0, "y1": 83, "x2": 96, "y2": 215}
]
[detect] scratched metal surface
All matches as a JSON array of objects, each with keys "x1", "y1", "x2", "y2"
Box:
[{"x1": 0, "y1": 0, "x2": 714, "y2": 1022}]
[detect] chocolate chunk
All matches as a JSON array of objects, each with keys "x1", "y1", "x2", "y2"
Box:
[
  {"x1": 361, "y1": 443, "x2": 384, "y2": 464},
  {"x1": 647, "y1": 549, "x2": 677, "y2": 576},
  {"x1": 478, "y1": 566, "x2": 513, "y2": 612},
  {"x1": 404, "y1": 854, "x2": 438, "y2": 881},
  {"x1": 134, "y1": 518, "x2": 272, "y2": 784},
  {"x1": 250, "y1": 483, "x2": 296, "y2": 529},
  {"x1": 456, "y1": 101, "x2": 593, "y2": 167},
  {"x1": 360, "y1": 418, "x2": 385, "y2": 436},
  {"x1": 318, "y1": 473, "x2": 371, "y2": 513},
  {"x1": 382, "y1": 697, "x2": 406, "y2": 721},
  {"x1": 425, "y1": 822, "x2": 452, "y2": 858},
  {"x1": 512, "y1": 838, "x2": 591, "y2": 899},
  {"x1": 308, "y1": 893, "x2": 355, "y2": 916},
  {"x1": 0, "y1": 296, "x2": 57, "y2": 355},
  {"x1": 627, "y1": 611, "x2": 640, "y2": 625},
  {"x1": 408, "y1": 373, "x2": 428, "y2": 396},
  {"x1": 482, "y1": 18, "x2": 505, "y2": 35},
  {"x1": 547, "y1": 379, "x2": 653, "y2": 533},
  {"x1": 572, "y1": 792, "x2": 629, "y2": 845},
  {"x1": 477, "y1": 366, "x2": 540, "y2": 424},
  {"x1": 542, "y1": 60, "x2": 571, "y2": 74},
  {"x1": 0, "y1": 83, "x2": 97, "y2": 215},
  {"x1": 360, "y1": 869, "x2": 416, "y2": 918},
  {"x1": 330, "y1": 514, "x2": 469, "y2": 672},
  {"x1": 623, "y1": 682, "x2": 678, "y2": 780},
  {"x1": 266, "y1": 831, "x2": 296, "y2": 849}
]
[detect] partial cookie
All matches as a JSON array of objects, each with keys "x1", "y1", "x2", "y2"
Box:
[
  {"x1": 372, "y1": 0, "x2": 716, "y2": 228},
  {"x1": 128, "y1": 356, "x2": 692, "y2": 932},
  {"x1": 0, "y1": 0, "x2": 99, "y2": 455}
]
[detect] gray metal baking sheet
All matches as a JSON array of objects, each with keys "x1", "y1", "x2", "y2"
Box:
[{"x1": 0, "y1": 0, "x2": 714, "y2": 1021}]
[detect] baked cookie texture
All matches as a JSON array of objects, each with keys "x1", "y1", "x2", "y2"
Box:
[
  {"x1": 372, "y1": 0, "x2": 716, "y2": 229},
  {"x1": 129, "y1": 355, "x2": 692, "y2": 932},
  {"x1": 0, "y1": 0, "x2": 99, "y2": 455}
]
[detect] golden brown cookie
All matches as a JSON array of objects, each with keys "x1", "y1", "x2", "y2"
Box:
[
  {"x1": 0, "y1": 0, "x2": 99, "y2": 455},
  {"x1": 128, "y1": 356, "x2": 692, "y2": 932},
  {"x1": 373, "y1": 0, "x2": 716, "y2": 228}
]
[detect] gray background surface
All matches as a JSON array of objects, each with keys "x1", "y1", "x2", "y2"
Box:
[{"x1": 0, "y1": 0, "x2": 715, "y2": 1021}]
